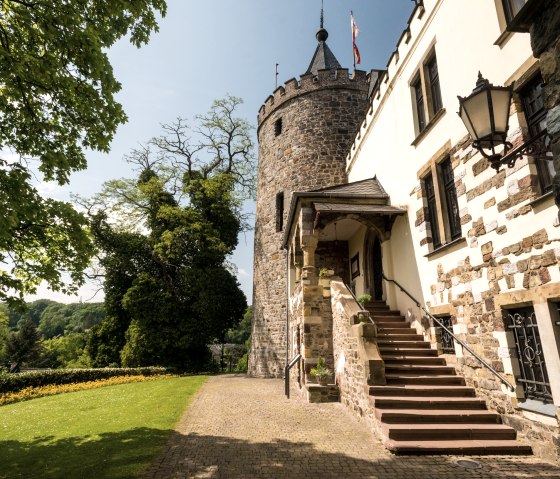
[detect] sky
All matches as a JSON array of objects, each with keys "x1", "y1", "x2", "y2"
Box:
[{"x1": 29, "y1": 0, "x2": 415, "y2": 304}]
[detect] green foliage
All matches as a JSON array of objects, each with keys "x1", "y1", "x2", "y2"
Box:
[
  {"x1": 5, "y1": 319, "x2": 42, "y2": 369},
  {"x1": 224, "y1": 306, "x2": 252, "y2": 372},
  {"x1": 0, "y1": 366, "x2": 168, "y2": 394},
  {"x1": 226, "y1": 306, "x2": 252, "y2": 345},
  {"x1": 0, "y1": 376, "x2": 207, "y2": 479},
  {"x1": 39, "y1": 333, "x2": 91, "y2": 369},
  {"x1": 310, "y1": 357, "x2": 331, "y2": 380},
  {"x1": 357, "y1": 294, "x2": 372, "y2": 307},
  {"x1": 86, "y1": 97, "x2": 253, "y2": 371},
  {"x1": 0, "y1": 0, "x2": 166, "y2": 307},
  {"x1": 0, "y1": 311, "x2": 9, "y2": 363},
  {"x1": 37, "y1": 302, "x2": 104, "y2": 338}
]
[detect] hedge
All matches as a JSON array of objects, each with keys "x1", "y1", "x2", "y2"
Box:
[{"x1": 0, "y1": 367, "x2": 168, "y2": 394}]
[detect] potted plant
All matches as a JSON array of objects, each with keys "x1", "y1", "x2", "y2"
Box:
[
  {"x1": 310, "y1": 357, "x2": 331, "y2": 386},
  {"x1": 357, "y1": 293, "x2": 372, "y2": 308}
]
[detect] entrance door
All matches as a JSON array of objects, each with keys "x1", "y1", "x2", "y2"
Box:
[{"x1": 372, "y1": 237, "x2": 383, "y2": 300}]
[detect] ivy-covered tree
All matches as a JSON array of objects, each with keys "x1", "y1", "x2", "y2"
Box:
[
  {"x1": 0, "y1": 0, "x2": 167, "y2": 307},
  {"x1": 86, "y1": 96, "x2": 253, "y2": 371}
]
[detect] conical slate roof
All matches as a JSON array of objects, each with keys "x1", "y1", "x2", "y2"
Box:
[{"x1": 306, "y1": 39, "x2": 341, "y2": 76}]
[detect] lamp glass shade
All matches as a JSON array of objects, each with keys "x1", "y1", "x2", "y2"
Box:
[
  {"x1": 490, "y1": 89, "x2": 512, "y2": 135},
  {"x1": 458, "y1": 75, "x2": 513, "y2": 152},
  {"x1": 459, "y1": 91, "x2": 491, "y2": 142}
]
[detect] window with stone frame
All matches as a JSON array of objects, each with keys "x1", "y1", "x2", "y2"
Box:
[
  {"x1": 410, "y1": 48, "x2": 444, "y2": 138},
  {"x1": 422, "y1": 156, "x2": 461, "y2": 249},
  {"x1": 519, "y1": 73, "x2": 555, "y2": 194}
]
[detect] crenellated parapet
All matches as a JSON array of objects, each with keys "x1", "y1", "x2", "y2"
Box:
[{"x1": 258, "y1": 68, "x2": 370, "y2": 128}]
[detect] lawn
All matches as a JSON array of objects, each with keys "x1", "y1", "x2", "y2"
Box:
[{"x1": 0, "y1": 375, "x2": 208, "y2": 479}]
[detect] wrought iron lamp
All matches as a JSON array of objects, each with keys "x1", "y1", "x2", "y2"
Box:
[{"x1": 458, "y1": 72, "x2": 550, "y2": 172}]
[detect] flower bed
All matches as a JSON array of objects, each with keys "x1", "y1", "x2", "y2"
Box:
[
  {"x1": 0, "y1": 367, "x2": 168, "y2": 394},
  {"x1": 0, "y1": 374, "x2": 175, "y2": 406}
]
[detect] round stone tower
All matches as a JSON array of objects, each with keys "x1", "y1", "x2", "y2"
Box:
[{"x1": 249, "y1": 23, "x2": 371, "y2": 378}]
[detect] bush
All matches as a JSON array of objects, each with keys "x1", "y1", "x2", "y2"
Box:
[{"x1": 0, "y1": 367, "x2": 168, "y2": 393}]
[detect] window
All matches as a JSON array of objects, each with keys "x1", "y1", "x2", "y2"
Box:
[
  {"x1": 410, "y1": 49, "x2": 443, "y2": 137},
  {"x1": 520, "y1": 74, "x2": 554, "y2": 194},
  {"x1": 274, "y1": 118, "x2": 283, "y2": 136},
  {"x1": 504, "y1": 306, "x2": 553, "y2": 403},
  {"x1": 422, "y1": 157, "x2": 461, "y2": 249},
  {"x1": 426, "y1": 55, "x2": 443, "y2": 115},
  {"x1": 424, "y1": 173, "x2": 441, "y2": 248},
  {"x1": 438, "y1": 316, "x2": 455, "y2": 354},
  {"x1": 413, "y1": 76, "x2": 426, "y2": 133},
  {"x1": 441, "y1": 158, "x2": 461, "y2": 241},
  {"x1": 502, "y1": 0, "x2": 528, "y2": 24},
  {"x1": 275, "y1": 191, "x2": 284, "y2": 232}
]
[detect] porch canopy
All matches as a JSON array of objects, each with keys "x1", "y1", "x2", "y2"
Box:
[{"x1": 282, "y1": 176, "x2": 406, "y2": 250}]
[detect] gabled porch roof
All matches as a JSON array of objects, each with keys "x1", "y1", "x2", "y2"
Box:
[{"x1": 282, "y1": 176, "x2": 406, "y2": 248}]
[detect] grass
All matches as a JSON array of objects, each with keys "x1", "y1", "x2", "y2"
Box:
[{"x1": 0, "y1": 375, "x2": 208, "y2": 479}]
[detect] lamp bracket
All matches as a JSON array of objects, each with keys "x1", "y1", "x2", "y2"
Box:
[{"x1": 492, "y1": 129, "x2": 553, "y2": 171}]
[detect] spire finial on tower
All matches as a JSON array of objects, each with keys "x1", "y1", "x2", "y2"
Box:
[{"x1": 316, "y1": 0, "x2": 328, "y2": 42}]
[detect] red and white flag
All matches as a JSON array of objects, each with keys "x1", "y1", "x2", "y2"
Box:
[{"x1": 351, "y1": 12, "x2": 361, "y2": 66}]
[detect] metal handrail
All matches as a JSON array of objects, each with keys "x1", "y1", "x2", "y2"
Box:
[
  {"x1": 344, "y1": 282, "x2": 374, "y2": 324},
  {"x1": 382, "y1": 273, "x2": 515, "y2": 392},
  {"x1": 284, "y1": 353, "x2": 302, "y2": 398}
]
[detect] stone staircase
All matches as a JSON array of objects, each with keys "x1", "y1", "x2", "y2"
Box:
[{"x1": 365, "y1": 300, "x2": 532, "y2": 455}]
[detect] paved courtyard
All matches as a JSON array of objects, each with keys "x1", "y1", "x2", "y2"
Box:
[{"x1": 144, "y1": 375, "x2": 560, "y2": 479}]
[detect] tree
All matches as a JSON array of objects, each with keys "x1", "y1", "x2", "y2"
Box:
[
  {"x1": 5, "y1": 319, "x2": 42, "y2": 370},
  {"x1": 0, "y1": 311, "x2": 9, "y2": 364},
  {"x1": 86, "y1": 97, "x2": 253, "y2": 370},
  {"x1": 0, "y1": 0, "x2": 167, "y2": 307}
]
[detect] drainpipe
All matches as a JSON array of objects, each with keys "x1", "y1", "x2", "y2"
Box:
[{"x1": 285, "y1": 244, "x2": 289, "y2": 380}]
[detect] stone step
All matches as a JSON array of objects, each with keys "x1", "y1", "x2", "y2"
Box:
[
  {"x1": 377, "y1": 326, "x2": 418, "y2": 334},
  {"x1": 384, "y1": 423, "x2": 517, "y2": 441},
  {"x1": 383, "y1": 356, "x2": 447, "y2": 365},
  {"x1": 375, "y1": 322, "x2": 411, "y2": 329},
  {"x1": 370, "y1": 312, "x2": 403, "y2": 318},
  {"x1": 375, "y1": 408, "x2": 501, "y2": 424},
  {"x1": 377, "y1": 333, "x2": 425, "y2": 341},
  {"x1": 377, "y1": 340, "x2": 432, "y2": 349},
  {"x1": 384, "y1": 364, "x2": 457, "y2": 375},
  {"x1": 369, "y1": 385, "x2": 476, "y2": 397},
  {"x1": 371, "y1": 396, "x2": 487, "y2": 410},
  {"x1": 379, "y1": 347, "x2": 438, "y2": 357},
  {"x1": 384, "y1": 439, "x2": 532, "y2": 455},
  {"x1": 385, "y1": 374, "x2": 466, "y2": 386},
  {"x1": 373, "y1": 318, "x2": 408, "y2": 325}
]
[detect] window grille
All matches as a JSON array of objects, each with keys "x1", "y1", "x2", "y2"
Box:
[
  {"x1": 505, "y1": 307, "x2": 553, "y2": 403},
  {"x1": 439, "y1": 316, "x2": 455, "y2": 354}
]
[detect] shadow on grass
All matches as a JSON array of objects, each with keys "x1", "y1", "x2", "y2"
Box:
[
  {"x1": 2, "y1": 427, "x2": 560, "y2": 479},
  {"x1": 0, "y1": 427, "x2": 172, "y2": 479}
]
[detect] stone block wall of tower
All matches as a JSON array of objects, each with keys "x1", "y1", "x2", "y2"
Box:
[{"x1": 249, "y1": 69, "x2": 370, "y2": 377}]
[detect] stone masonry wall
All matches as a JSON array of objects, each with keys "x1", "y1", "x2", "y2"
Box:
[
  {"x1": 412, "y1": 121, "x2": 560, "y2": 462},
  {"x1": 316, "y1": 240, "x2": 350, "y2": 285},
  {"x1": 250, "y1": 70, "x2": 370, "y2": 377},
  {"x1": 331, "y1": 281, "x2": 380, "y2": 435}
]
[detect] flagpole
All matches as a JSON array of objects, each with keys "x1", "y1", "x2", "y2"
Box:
[{"x1": 351, "y1": 10, "x2": 355, "y2": 72}]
